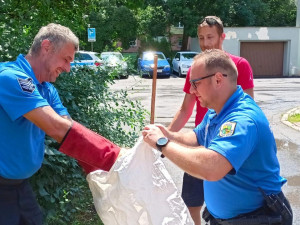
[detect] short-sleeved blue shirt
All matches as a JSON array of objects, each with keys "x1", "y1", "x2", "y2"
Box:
[
  {"x1": 0, "y1": 54, "x2": 69, "y2": 179},
  {"x1": 194, "y1": 86, "x2": 286, "y2": 219}
]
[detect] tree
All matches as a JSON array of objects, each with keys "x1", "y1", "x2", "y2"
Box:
[
  {"x1": 136, "y1": 5, "x2": 168, "y2": 38},
  {"x1": 82, "y1": 0, "x2": 137, "y2": 52},
  {"x1": 262, "y1": 0, "x2": 296, "y2": 26},
  {"x1": 135, "y1": 5, "x2": 171, "y2": 56},
  {"x1": 0, "y1": 0, "x2": 96, "y2": 61},
  {"x1": 165, "y1": 0, "x2": 271, "y2": 50},
  {"x1": 116, "y1": 0, "x2": 145, "y2": 9}
]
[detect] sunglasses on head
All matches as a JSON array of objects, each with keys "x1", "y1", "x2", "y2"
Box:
[{"x1": 200, "y1": 17, "x2": 221, "y2": 27}]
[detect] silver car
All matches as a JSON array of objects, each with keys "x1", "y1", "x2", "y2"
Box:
[
  {"x1": 172, "y1": 51, "x2": 199, "y2": 77},
  {"x1": 101, "y1": 52, "x2": 128, "y2": 78},
  {"x1": 71, "y1": 51, "x2": 103, "y2": 69}
]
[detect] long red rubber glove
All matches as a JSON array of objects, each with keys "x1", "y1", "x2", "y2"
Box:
[{"x1": 59, "y1": 121, "x2": 120, "y2": 173}]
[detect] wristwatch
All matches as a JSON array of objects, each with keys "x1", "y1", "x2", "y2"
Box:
[{"x1": 156, "y1": 137, "x2": 169, "y2": 153}]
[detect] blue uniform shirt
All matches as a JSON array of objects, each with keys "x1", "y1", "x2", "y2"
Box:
[
  {"x1": 194, "y1": 86, "x2": 286, "y2": 219},
  {"x1": 0, "y1": 54, "x2": 69, "y2": 179}
]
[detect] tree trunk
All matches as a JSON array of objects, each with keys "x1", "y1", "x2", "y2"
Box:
[{"x1": 181, "y1": 28, "x2": 189, "y2": 51}]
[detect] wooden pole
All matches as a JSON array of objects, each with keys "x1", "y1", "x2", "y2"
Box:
[{"x1": 150, "y1": 55, "x2": 158, "y2": 124}]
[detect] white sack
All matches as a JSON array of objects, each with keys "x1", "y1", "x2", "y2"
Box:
[{"x1": 87, "y1": 137, "x2": 194, "y2": 225}]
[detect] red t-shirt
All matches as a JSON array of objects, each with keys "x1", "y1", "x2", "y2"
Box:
[{"x1": 183, "y1": 52, "x2": 254, "y2": 127}]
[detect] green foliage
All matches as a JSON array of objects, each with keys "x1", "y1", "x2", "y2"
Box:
[
  {"x1": 261, "y1": 0, "x2": 296, "y2": 26},
  {"x1": 0, "y1": 0, "x2": 96, "y2": 61},
  {"x1": 123, "y1": 52, "x2": 139, "y2": 74},
  {"x1": 136, "y1": 5, "x2": 168, "y2": 38},
  {"x1": 116, "y1": 0, "x2": 145, "y2": 9},
  {"x1": 1, "y1": 0, "x2": 296, "y2": 61},
  {"x1": 83, "y1": 0, "x2": 138, "y2": 52},
  {"x1": 30, "y1": 144, "x2": 98, "y2": 225},
  {"x1": 56, "y1": 68, "x2": 147, "y2": 145},
  {"x1": 165, "y1": 0, "x2": 296, "y2": 50},
  {"x1": 31, "y1": 67, "x2": 148, "y2": 224}
]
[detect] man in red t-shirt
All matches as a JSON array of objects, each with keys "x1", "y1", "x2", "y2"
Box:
[{"x1": 168, "y1": 16, "x2": 254, "y2": 225}]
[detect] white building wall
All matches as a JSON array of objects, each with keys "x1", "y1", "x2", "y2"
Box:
[{"x1": 190, "y1": 27, "x2": 300, "y2": 76}]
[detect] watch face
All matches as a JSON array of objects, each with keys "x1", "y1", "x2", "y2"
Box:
[{"x1": 157, "y1": 137, "x2": 168, "y2": 146}]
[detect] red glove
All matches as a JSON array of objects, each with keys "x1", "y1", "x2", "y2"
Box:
[
  {"x1": 77, "y1": 161, "x2": 99, "y2": 174},
  {"x1": 59, "y1": 121, "x2": 120, "y2": 172}
]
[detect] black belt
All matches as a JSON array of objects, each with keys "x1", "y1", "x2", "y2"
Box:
[
  {"x1": 203, "y1": 203, "x2": 281, "y2": 225},
  {"x1": 0, "y1": 175, "x2": 26, "y2": 185}
]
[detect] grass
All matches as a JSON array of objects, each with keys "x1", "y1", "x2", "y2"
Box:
[
  {"x1": 71, "y1": 184, "x2": 104, "y2": 225},
  {"x1": 287, "y1": 113, "x2": 300, "y2": 123}
]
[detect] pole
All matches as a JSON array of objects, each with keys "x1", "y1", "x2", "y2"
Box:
[{"x1": 150, "y1": 55, "x2": 158, "y2": 124}]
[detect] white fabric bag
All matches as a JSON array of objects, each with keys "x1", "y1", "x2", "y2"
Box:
[{"x1": 87, "y1": 137, "x2": 194, "y2": 225}]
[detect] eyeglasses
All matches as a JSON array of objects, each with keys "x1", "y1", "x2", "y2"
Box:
[{"x1": 190, "y1": 73, "x2": 228, "y2": 89}]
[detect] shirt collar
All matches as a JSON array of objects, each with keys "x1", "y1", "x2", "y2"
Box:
[
  {"x1": 210, "y1": 86, "x2": 244, "y2": 124},
  {"x1": 16, "y1": 54, "x2": 40, "y2": 85}
]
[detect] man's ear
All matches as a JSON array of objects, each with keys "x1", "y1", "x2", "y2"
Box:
[
  {"x1": 221, "y1": 33, "x2": 226, "y2": 41},
  {"x1": 214, "y1": 72, "x2": 224, "y2": 86},
  {"x1": 41, "y1": 39, "x2": 51, "y2": 53}
]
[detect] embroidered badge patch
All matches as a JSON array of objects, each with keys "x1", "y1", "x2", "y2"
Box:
[
  {"x1": 219, "y1": 121, "x2": 236, "y2": 137},
  {"x1": 17, "y1": 77, "x2": 36, "y2": 94}
]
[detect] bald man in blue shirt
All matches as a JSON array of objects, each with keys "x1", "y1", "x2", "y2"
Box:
[{"x1": 142, "y1": 49, "x2": 292, "y2": 225}]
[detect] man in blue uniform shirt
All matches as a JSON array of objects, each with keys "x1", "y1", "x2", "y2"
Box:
[
  {"x1": 142, "y1": 49, "x2": 292, "y2": 224},
  {"x1": 0, "y1": 23, "x2": 121, "y2": 224}
]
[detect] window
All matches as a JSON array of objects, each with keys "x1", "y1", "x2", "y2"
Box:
[
  {"x1": 75, "y1": 53, "x2": 93, "y2": 61},
  {"x1": 178, "y1": 39, "x2": 182, "y2": 47},
  {"x1": 129, "y1": 39, "x2": 137, "y2": 47}
]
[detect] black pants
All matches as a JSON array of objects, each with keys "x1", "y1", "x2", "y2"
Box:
[
  {"x1": 0, "y1": 178, "x2": 43, "y2": 225},
  {"x1": 204, "y1": 192, "x2": 293, "y2": 225}
]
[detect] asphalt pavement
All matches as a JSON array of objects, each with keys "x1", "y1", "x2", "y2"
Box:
[{"x1": 110, "y1": 74, "x2": 300, "y2": 224}]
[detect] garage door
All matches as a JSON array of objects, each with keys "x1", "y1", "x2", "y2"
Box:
[{"x1": 240, "y1": 42, "x2": 284, "y2": 77}]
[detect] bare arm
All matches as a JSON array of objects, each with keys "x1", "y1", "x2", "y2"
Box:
[
  {"x1": 23, "y1": 106, "x2": 72, "y2": 143},
  {"x1": 168, "y1": 93, "x2": 197, "y2": 132},
  {"x1": 142, "y1": 125, "x2": 232, "y2": 181},
  {"x1": 157, "y1": 124, "x2": 199, "y2": 146},
  {"x1": 163, "y1": 142, "x2": 232, "y2": 181},
  {"x1": 243, "y1": 88, "x2": 254, "y2": 99}
]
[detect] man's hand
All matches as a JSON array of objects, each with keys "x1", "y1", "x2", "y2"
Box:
[{"x1": 142, "y1": 124, "x2": 166, "y2": 149}]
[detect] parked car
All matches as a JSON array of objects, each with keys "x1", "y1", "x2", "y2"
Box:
[
  {"x1": 172, "y1": 51, "x2": 199, "y2": 77},
  {"x1": 100, "y1": 52, "x2": 128, "y2": 78},
  {"x1": 138, "y1": 51, "x2": 171, "y2": 78},
  {"x1": 71, "y1": 51, "x2": 103, "y2": 69}
]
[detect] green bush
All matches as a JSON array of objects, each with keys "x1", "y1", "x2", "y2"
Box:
[
  {"x1": 30, "y1": 67, "x2": 148, "y2": 224},
  {"x1": 123, "y1": 52, "x2": 139, "y2": 74}
]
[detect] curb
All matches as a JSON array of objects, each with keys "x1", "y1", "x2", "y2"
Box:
[{"x1": 281, "y1": 107, "x2": 300, "y2": 131}]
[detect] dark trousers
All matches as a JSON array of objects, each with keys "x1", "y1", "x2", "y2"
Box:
[
  {"x1": 204, "y1": 192, "x2": 293, "y2": 225},
  {"x1": 0, "y1": 177, "x2": 43, "y2": 225}
]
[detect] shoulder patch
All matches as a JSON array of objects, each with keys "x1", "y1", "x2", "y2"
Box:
[
  {"x1": 219, "y1": 121, "x2": 236, "y2": 137},
  {"x1": 17, "y1": 77, "x2": 36, "y2": 94}
]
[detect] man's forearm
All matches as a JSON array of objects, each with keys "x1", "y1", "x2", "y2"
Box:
[
  {"x1": 169, "y1": 130, "x2": 198, "y2": 147},
  {"x1": 168, "y1": 93, "x2": 196, "y2": 132},
  {"x1": 168, "y1": 110, "x2": 191, "y2": 132},
  {"x1": 160, "y1": 141, "x2": 232, "y2": 181},
  {"x1": 24, "y1": 106, "x2": 72, "y2": 143},
  {"x1": 59, "y1": 121, "x2": 120, "y2": 172}
]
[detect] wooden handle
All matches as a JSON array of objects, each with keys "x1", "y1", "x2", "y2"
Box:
[{"x1": 150, "y1": 55, "x2": 158, "y2": 124}]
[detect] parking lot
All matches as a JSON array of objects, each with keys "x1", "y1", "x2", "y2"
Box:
[{"x1": 111, "y1": 74, "x2": 300, "y2": 223}]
